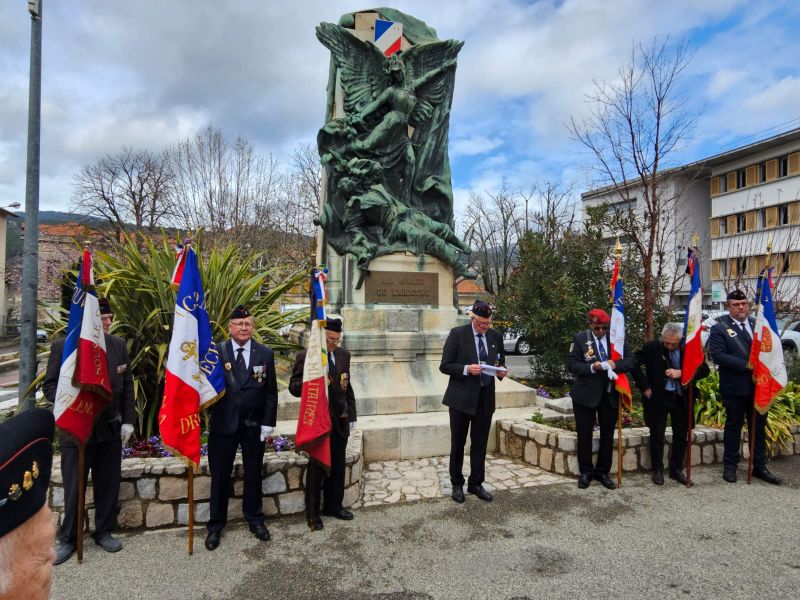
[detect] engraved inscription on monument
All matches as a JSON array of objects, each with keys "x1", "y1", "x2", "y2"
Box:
[{"x1": 365, "y1": 271, "x2": 439, "y2": 305}]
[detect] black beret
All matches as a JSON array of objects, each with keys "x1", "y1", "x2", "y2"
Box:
[
  {"x1": 325, "y1": 318, "x2": 342, "y2": 333},
  {"x1": 0, "y1": 408, "x2": 54, "y2": 537},
  {"x1": 230, "y1": 305, "x2": 251, "y2": 320},
  {"x1": 470, "y1": 300, "x2": 493, "y2": 318},
  {"x1": 98, "y1": 297, "x2": 112, "y2": 315},
  {"x1": 726, "y1": 289, "x2": 747, "y2": 301}
]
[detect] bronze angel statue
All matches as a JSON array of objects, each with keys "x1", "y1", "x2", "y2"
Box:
[{"x1": 316, "y1": 14, "x2": 472, "y2": 281}]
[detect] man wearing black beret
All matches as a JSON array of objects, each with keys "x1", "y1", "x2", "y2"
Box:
[
  {"x1": 289, "y1": 317, "x2": 357, "y2": 530},
  {"x1": 43, "y1": 297, "x2": 135, "y2": 564},
  {"x1": 440, "y1": 300, "x2": 506, "y2": 504},
  {"x1": 707, "y1": 289, "x2": 781, "y2": 485},
  {"x1": 0, "y1": 408, "x2": 57, "y2": 600},
  {"x1": 205, "y1": 305, "x2": 278, "y2": 550}
]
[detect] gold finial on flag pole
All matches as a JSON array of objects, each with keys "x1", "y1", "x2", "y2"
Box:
[
  {"x1": 766, "y1": 235, "x2": 773, "y2": 268},
  {"x1": 614, "y1": 237, "x2": 622, "y2": 258},
  {"x1": 691, "y1": 233, "x2": 699, "y2": 249}
]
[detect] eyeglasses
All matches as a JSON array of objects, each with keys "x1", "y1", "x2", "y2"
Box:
[
  {"x1": 471, "y1": 318, "x2": 491, "y2": 327},
  {"x1": 591, "y1": 325, "x2": 608, "y2": 331},
  {"x1": 230, "y1": 321, "x2": 254, "y2": 329}
]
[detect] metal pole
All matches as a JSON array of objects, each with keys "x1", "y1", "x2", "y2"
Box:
[{"x1": 18, "y1": 0, "x2": 43, "y2": 410}]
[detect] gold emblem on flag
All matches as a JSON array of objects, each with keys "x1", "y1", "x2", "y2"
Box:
[
  {"x1": 761, "y1": 336, "x2": 772, "y2": 352},
  {"x1": 180, "y1": 341, "x2": 198, "y2": 362}
]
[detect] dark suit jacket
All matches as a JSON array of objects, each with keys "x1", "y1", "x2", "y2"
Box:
[
  {"x1": 568, "y1": 330, "x2": 635, "y2": 408},
  {"x1": 707, "y1": 314, "x2": 756, "y2": 397},
  {"x1": 439, "y1": 323, "x2": 506, "y2": 416},
  {"x1": 208, "y1": 339, "x2": 278, "y2": 435},
  {"x1": 288, "y1": 346, "x2": 357, "y2": 439},
  {"x1": 43, "y1": 335, "x2": 135, "y2": 443},
  {"x1": 632, "y1": 339, "x2": 710, "y2": 405}
]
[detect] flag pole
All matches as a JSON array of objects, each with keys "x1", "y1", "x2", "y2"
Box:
[
  {"x1": 77, "y1": 444, "x2": 85, "y2": 563},
  {"x1": 188, "y1": 468, "x2": 194, "y2": 555},
  {"x1": 685, "y1": 234, "x2": 700, "y2": 488},
  {"x1": 614, "y1": 238, "x2": 623, "y2": 488},
  {"x1": 748, "y1": 237, "x2": 772, "y2": 484}
]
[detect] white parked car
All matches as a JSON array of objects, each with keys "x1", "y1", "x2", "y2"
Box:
[
  {"x1": 781, "y1": 320, "x2": 800, "y2": 353},
  {"x1": 503, "y1": 331, "x2": 531, "y2": 355}
]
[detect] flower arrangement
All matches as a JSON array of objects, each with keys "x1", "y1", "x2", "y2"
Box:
[{"x1": 121, "y1": 432, "x2": 294, "y2": 458}]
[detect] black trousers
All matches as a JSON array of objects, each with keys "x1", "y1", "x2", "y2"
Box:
[
  {"x1": 449, "y1": 386, "x2": 494, "y2": 487},
  {"x1": 573, "y1": 394, "x2": 617, "y2": 476},
  {"x1": 207, "y1": 422, "x2": 265, "y2": 533},
  {"x1": 305, "y1": 429, "x2": 347, "y2": 521},
  {"x1": 643, "y1": 392, "x2": 687, "y2": 472},
  {"x1": 722, "y1": 394, "x2": 767, "y2": 470},
  {"x1": 59, "y1": 434, "x2": 122, "y2": 544}
]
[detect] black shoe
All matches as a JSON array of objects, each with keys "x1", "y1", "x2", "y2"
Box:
[
  {"x1": 669, "y1": 469, "x2": 688, "y2": 485},
  {"x1": 451, "y1": 485, "x2": 465, "y2": 503},
  {"x1": 94, "y1": 533, "x2": 122, "y2": 553},
  {"x1": 652, "y1": 469, "x2": 664, "y2": 485},
  {"x1": 307, "y1": 518, "x2": 324, "y2": 531},
  {"x1": 321, "y1": 508, "x2": 354, "y2": 520},
  {"x1": 248, "y1": 522, "x2": 271, "y2": 541},
  {"x1": 467, "y1": 485, "x2": 493, "y2": 502},
  {"x1": 752, "y1": 467, "x2": 781, "y2": 485},
  {"x1": 722, "y1": 469, "x2": 737, "y2": 483},
  {"x1": 54, "y1": 540, "x2": 75, "y2": 565},
  {"x1": 578, "y1": 473, "x2": 592, "y2": 489},
  {"x1": 595, "y1": 474, "x2": 616, "y2": 490},
  {"x1": 205, "y1": 531, "x2": 221, "y2": 551}
]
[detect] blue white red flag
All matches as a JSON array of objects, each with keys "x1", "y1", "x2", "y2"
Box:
[
  {"x1": 374, "y1": 19, "x2": 402, "y2": 56},
  {"x1": 159, "y1": 245, "x2": 225, "y2": 466},
  {"x1": 748, "y1": 268, "x2": 787, "y2": 414},
  {"x1": 295, "y1": 268, "x2": 332, "y2": 471},
  {"x1": 609, "y1": 259, "x2": 633, "y2": 410},
  {"x1": 54, "y1": 249, "x2": 112, "y2": 445},
  {"x1": 681, "y1": 248, "x2": 704, "y2": 385}
]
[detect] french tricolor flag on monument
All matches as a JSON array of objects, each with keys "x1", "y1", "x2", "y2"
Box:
[
  {"x1": 681, "y1": 248, "x2": 704, "y2": 385},
  {"x1": 374, "y1": 18, "x2": 402, "y2": 56},
  {"x1": 54, "y1": 249, "x2": 112, "y2": 445}
]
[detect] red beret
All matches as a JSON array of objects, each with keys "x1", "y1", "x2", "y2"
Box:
[{"x1": 588, "y1": 309, "x2": 611, "y2": 325}]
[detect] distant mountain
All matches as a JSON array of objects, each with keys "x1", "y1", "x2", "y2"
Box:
[{"x1": 10, "y1": 210, "x2": 106, "y2": 226}]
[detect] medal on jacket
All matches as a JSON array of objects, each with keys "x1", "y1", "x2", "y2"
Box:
[
  {"x1": 340, "y1": 372, "x2": 348, "y2": 391},
  {"x1": 584, "y1": 341, "x2": 595, "y2": 362},
  {"x1": 252, "y1": 365, "x2": 264, "y2": 383},
  {"x1": 726, "y1": 327, "x2": 737, "y2": 338}
]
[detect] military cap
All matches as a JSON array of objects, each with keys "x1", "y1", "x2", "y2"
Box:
[
  {"x1": 588, "y1": 308, "x2": 611, "y2": 325},
  {"x1": 470, "y1": 300, "x2": 493, "y2": 318},
  {"x1": 0, "y1": 408, "x2": 55, "y2": 537},
  {"x1": 325, "y1": 318, "x2": 342, "y2": 333},
  {"x1": 230, "y1": 305, "x2": 251, "y2": 320},
  {"x1": 98, "y1": 297, "x2": 112, "y2": 315},
  {"x1": 726, "y1": 289, "x2": 747, "y2": 301}
]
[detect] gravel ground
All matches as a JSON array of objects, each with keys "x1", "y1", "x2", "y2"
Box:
[{"x1": 51, "y1": 455, "x2": 800, "y2": 600}]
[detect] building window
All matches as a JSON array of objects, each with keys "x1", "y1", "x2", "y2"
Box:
[
  {"x1": 781, "y1": 252, "x2": 790, "y2": 274},
  {"x1": 737, "y1": 213, "x2": 746, "y2": 232},
  {"x1": 737, "y1": 169, "x2": 747, "y2": 188},
  {"x1": 779, "y1": 156, "x2": 789, "y2": 178},
  {"x1": 737, "y1": 257, "x2": 748, "y2": 275},
  {"x1": 759, "y1": 162, "x2": 767, "y2": 182},
  {"x1": 720, "y1": 260, "x2": 728, "y2": 278},
  {"x1": 758, "y1": 208, "x2": 766, "y2": 228},
  {"x1": 779, "y1": 204, "x2": 789, "y2": 225},
  {"x1": 720, "y1": 175, "x2": 728, "y2": 193},
  {"x1": 719, "y1": 217, "x2": 727, "y2": 234}
]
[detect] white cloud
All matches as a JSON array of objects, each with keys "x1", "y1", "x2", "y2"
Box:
[{"x1": 450, "y1": 135, "x2": 503, "y2": 158}]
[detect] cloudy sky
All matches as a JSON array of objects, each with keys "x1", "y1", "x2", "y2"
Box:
[{"x1": 2, "y1": 0, "x2": 800, "y2": 220}]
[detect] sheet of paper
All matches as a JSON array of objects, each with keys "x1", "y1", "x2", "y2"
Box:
[{"x1": 480, "y1": 364, "x2": 508, "y2": 376}]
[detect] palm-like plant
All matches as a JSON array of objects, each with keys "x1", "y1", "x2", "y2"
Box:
[{"x1": 49, "y1": 234, "x2": 308, "y2": 436}]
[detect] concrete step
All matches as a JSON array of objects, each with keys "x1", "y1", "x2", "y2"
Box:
[
  {"x1": 543, "y1": 396, "x2": 574, "y2": 416},
  {"x1": 276, "y1": 404, "x2": 559, "y2": 463},
  {"x1": 277, "y1": 371, "x2": 541, "y2": 421}
]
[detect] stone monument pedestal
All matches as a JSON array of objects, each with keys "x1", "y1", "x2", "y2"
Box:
[{"x1": 277, "y1": 253, "x2": 540, "y2": 461}]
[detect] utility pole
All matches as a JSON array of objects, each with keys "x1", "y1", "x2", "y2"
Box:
[{"x1": 19, "y1": 0, "x2": 43, "y2": 410}]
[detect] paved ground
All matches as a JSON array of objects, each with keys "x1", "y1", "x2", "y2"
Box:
[{"x1": 50, "y1": 455, "x2": 800, "y2": 600}]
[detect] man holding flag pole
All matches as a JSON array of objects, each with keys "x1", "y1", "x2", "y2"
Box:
[
  {"x1": 708, "y1": 248, "x2": 784, "y2": 486},
  {"x1": 44, "y1": 248, "x2": 134, "y2": 565},
  {"x1": 159, "y1": 241, "x2": 226, "y2": 554}
]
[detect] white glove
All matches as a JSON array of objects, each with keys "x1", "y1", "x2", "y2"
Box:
[
  {"x1": 260, "y1": 426, "x2": 274, "y2": 442},
  {"x1": 601, "y1": 362, "x2": 619, "y2": 381},
  {"x1": 121, "y1": 424, "x2": 134, "y2": 446},
  {"x1": 349, "y1": 422, "x2": 357, "y2": 434}
]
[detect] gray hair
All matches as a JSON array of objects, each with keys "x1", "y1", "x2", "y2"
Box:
[{"x1": 661, "y1": 322, "x2": 683, "y2": 340}]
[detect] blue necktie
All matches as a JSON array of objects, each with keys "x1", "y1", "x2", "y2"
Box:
[
  {"x1": 597, "y1": 339, "x2": 608, "y2": 362},
  {"x1": 477, "y1": 334, "x2": 493, "y2": 386}
]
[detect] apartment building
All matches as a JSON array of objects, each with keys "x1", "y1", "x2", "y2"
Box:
[{"x1": 707, "y1": 128, "x2": 800, "y2": 309}]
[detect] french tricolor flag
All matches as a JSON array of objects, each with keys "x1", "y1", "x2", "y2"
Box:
[
  {"x1": 54, "y1": 249, "x2": 112, "y2": 445},
  {"x1": 159, "y1": 244, "x2": 225, "y2": 465},
  {"x1": 748, "y1": 268, "x2": 787, "y2": 414},
  {"x1": 681, "y1": 248, "x2": 704, "y2": 385},
  {"x1": 374, "y1": 18, "x2": 402, "y2": 57}
]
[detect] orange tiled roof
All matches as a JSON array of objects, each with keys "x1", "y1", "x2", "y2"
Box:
[{"x1": 457, "y1": 279, "x2": 484, "y2": 294}]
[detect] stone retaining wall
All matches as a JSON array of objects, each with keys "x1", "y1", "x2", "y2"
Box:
[
  {"x1": 48, "y1": 432, "x2": 364, "y2": 530},
  {"x1": 497, "y1": 419, "x2": 800, "y2": 476}
]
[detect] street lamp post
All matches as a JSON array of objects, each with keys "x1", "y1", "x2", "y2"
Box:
[{"x1": 18, "y1": 0, "x2": 43, "y2": 411}]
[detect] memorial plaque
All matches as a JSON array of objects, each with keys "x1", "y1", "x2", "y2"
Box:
[{"x1": 364, "y1": 271, "x2": 439, "y2": 305}]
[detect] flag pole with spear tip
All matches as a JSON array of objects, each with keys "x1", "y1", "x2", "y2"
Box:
[
  {"x1": 747, "y1": 236, "x2": 772, "y2": 484},
  {"x1": 614, "y1": 238, "x2": 623, "y2": 488},
  {"x1": 76, "y1": 239, "x2": 92, "y2": 564},
  {"x1": 685, "y1": 233, "x2": 700, "y2": 487}
]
